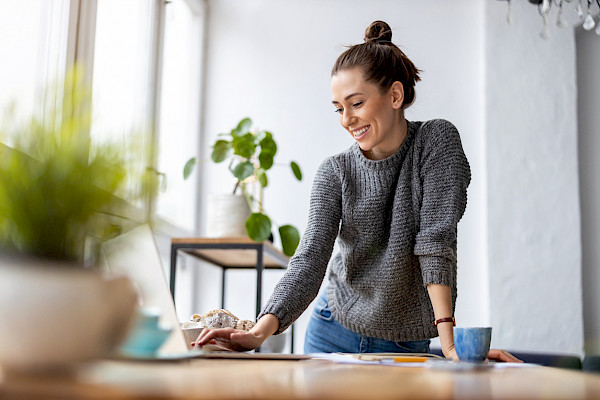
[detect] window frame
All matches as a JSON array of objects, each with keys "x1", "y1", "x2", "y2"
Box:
[{"x1": 62, "y1": 0, "x2": 206, "y2": 236}]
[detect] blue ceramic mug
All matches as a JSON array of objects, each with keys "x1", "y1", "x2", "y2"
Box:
[
  {"x1": 119, "y1": 307, "x2": 172, "y2": 357},
  {"x1": 453, "y1": 327, "x2": 492, "y2": 363}
]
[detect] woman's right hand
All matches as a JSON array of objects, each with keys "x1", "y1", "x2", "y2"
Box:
[
  {"x1": 193, "y1": 313, "x2": 280, "y2": 352},
  {"x1": 194, "y1": 327, "x2": 265, "y2": 352}
]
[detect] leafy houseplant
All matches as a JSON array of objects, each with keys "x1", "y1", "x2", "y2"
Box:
[
  {"x1": 184, "y1": 118, "x2": 302, "y2": 256},
  {"x1": 0, "y1": 66, "x2": 140, "y2": 372},
  {"x1": 0, "y1": 67, "x2": 147, "y2": 265}
]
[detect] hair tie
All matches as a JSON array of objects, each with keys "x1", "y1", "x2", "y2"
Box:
[{"x1": 364, "y1": 37, "x2": 393, "y2": 45}]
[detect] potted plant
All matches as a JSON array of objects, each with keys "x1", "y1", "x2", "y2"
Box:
[
  {"x1": 0, "y1": 66, "x2": 141, "y2": 374},
  {"x1": 184, "y1": 117, "x2": 302, "y2": 256}
]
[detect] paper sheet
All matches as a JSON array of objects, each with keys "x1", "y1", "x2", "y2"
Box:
[{"x1": 310, "y1": 353, "x2": 540, "y2": 369}]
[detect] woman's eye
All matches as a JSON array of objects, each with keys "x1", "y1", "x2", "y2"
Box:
[
  {"x1": 334, "y1": 108, "x2": 343, "y2": 114},
  {"x1": 352, "y1": 101, "x2": 363, "y2": 108}
]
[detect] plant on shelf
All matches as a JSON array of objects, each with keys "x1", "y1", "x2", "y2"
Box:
[{"x1": 184, "y1": 117, "x2": 302, "y2": 256}]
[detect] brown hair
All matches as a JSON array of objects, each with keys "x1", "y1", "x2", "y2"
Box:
[{"x1": 331, "y1": 21, "x2": 422, "y2": 108}]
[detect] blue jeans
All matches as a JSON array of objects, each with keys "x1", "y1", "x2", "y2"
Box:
[{"x1": 304, "y1": 290, "x2": 431, "y2": 354}]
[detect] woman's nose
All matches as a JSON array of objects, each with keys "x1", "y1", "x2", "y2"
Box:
[{"x1": 342, "y1": 110, "x2": 355, "y2": 128}]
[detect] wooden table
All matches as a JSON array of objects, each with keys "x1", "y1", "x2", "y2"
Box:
[{"x1": 2, "y1": 358, "x2": 600, "y2": 399}]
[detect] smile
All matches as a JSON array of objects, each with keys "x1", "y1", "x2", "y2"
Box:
[{"x1": 351, "y1": 125, "x2": 370, "y2": 139}]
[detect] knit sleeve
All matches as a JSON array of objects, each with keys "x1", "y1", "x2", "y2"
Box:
[
  {"x1": 414, "y1": 120, "x2": 471, "y2": 286},
  {"x1": 258, "y1": 157, "x2": 342, "y2": 333}
]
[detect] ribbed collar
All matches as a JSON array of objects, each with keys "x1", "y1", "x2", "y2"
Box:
[{"x1": 351, "y1": 120, "x2": 418, "y2": 170}]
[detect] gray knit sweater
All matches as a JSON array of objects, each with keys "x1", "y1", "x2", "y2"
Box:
[{"x1": 259, "y1": 119, "x2": 471, "y2": 342}]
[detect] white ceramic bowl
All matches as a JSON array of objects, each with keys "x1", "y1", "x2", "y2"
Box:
[{"x1": 180, "y1": 323, "x2": 204, "y2": 350}]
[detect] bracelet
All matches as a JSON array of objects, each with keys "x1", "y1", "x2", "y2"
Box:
[{"x1": 434, "y1": 317, "x2": 455, "y2": 326}]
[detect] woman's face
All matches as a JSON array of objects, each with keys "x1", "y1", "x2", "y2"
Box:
[{"x1": 331, "y1": 67, "x2": 404, "y2": 160}]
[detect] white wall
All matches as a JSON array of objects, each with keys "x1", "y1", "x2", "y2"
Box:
[
  {"x1": 576, "y1": 26, "x2": 600, "y2": 355},
  {"x1": 485, "y1": 0, "x2": 583, "y2": 355},
  {"x1": 197, "y1": 0, "x2": 486, "y2": 353},
  {"x1": 190, "y1": 0, "x2": 592, "y2": 356}
]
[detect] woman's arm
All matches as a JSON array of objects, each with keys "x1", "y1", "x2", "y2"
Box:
[
  {"x1": 427, "y1": 283, "x2": 522, "y2": 363},
  {"x1": 416, "y1": 121, "x2": 467, "y2": 359},
  {"x1": 414, "y1": 120, "x2": 470, "y2": 287},
  {"x1": 257, "y1": 157, "x2": 343, "y2": 334},
  {"x1": 197, "y1": 158, "x2": 343, "y2": 351},
  {"x1": 426, "y1": 283, "x2": 457, "y2": 360}
]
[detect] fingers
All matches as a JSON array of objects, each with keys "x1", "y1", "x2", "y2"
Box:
[
  {"x1": 192, "y1": 328, "x2": 258, "y2": 352},
  {"x1": 208, "y1": 327, "x2": 237, "y2": 341},
  {"x1": 190, "y1": 326, "x2": 266, "y2": 353},
  {"x1": 487, "y1": 349, "x2": 524, "y2": 363},
  {"x1": 195, "y1": 327, "x2": 236, "y2": 346}
]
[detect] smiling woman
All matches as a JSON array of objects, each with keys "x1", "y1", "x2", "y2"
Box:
[
  {"x1": 194, "y1": 20, "x2": 517, "y2": 363},
  {"x1": 331, "y1": 69, "x2": 408, "y2": 160},
  {"x1": 329, "y1": 23, "x2": 421, "y2": 162}
]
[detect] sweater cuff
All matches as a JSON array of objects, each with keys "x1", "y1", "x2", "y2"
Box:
[
  {"x1": 257, "y1": 303, "x2": 292, "y2": 335},
  {"x1": 419, "y1": 255, "x2": 453, "y2": 287}
]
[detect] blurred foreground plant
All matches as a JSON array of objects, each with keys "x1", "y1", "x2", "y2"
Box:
[{"x1": 0, "y1": 66, "x2": 150, "y2": 265}]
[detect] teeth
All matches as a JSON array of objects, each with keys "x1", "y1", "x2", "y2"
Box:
[{"x1": 352, "y1": 126, "x2": 369, "y2": 138}]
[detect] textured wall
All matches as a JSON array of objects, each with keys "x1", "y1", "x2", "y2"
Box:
[
  {"x1": 576, "y1": 26, "x2": 600, "y2": 356},
  {"x1": 485, "y1": 0, "x2": 583, "y2": 355}
]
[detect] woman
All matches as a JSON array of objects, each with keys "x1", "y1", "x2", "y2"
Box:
[{"x1": 196, "y1": 20, "x2": 520, "y2": 362}]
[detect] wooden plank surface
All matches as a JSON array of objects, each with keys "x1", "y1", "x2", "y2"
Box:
[
  {"x1": 172, "y1": 237, "x2": 280, "y2": 252},
  {"x1": 2, "y1": 359, "x2": 600, "y2": 400},
  {"x1": 172, "y1": 237, "x2": 289, "y2": 268},
  {"x1": 181, "y1": 248, "x2": 287, "y2": 268}
]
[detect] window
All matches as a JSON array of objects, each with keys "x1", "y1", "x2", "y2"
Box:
[
  {"x1": 0, "y1": 0, "x2": 70, "y2": 131},
  {"x1": 91, "y1": 0, "x2": 157, "y2": 205},
  {"x1": 155, "y1": 0, "x2": 204, "y2": 231},
  {"x1": 0, "y1": 0, "x2": 205, "y2": 234}
]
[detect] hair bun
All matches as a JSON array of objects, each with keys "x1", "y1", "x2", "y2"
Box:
[{"x1": 364, "y1": 20, "x2": 392, "y2": 44}]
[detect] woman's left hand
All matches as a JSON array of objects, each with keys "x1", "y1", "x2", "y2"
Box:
[
  {"x1": 440, "y1": 341, "x2": 459, "y2": 361},
  {"x1": 487, "y1": 349, "x2": 523, "y2": 363}
]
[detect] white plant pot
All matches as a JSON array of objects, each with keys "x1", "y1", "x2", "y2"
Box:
[
  {"x1": 0, "y1": 257, "x2": 138, "y2": 374},
  {"x1": 206, "y1": 194, "x2": 251, "y2": 238}
]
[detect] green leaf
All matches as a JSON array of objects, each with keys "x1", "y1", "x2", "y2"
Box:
[
  {"x1": 246, "y1": 213, "x2": 271, "y2": 242},
  {"x1": 256, "y1": 168, "x2": 268, "y2": 187},
  {"x1": 259, "y1": 132, "x2": 277, "y2": 155},
  {"x1": 183, "y1": 157, "x2": 196, "y2": 180},
  {"x1": 279, "y1": 225, "x2": 300, "y2": 256},
  {"x1": 290, "y1": 161, "x2": 302, "y2": 181},
  {"x1": 211, "y1": 140, "x2": 231, "y2": 163},
  {"x1": 258, "y1": 152, "x2": 274, "y2": 170},
  {"x1": 233, "y1": 117, "x2": 252, "y2": 137},
  {"x1": 233, "y1": 133, "x2": 256, "y2": 158},
  {"x1": 232, "y1": 161, "x2": 255, "y2": 181}
]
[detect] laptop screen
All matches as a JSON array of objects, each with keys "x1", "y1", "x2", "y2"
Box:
[{"x1": 101, "y1": 224, "x2": 188, "y2": 355}]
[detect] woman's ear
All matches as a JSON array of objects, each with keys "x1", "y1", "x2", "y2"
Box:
[{"x1": 391, "y1": 81, "x2": 404, "y2": 109}]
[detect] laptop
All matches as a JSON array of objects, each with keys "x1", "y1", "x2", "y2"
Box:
[{"x1": 101, "y1": 224, "x2": 309, "y2": 361}]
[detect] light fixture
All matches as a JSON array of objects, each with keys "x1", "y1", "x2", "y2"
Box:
[{"x1": 500, "y1": 0, "x2": 600, "y2": 38}]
